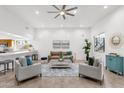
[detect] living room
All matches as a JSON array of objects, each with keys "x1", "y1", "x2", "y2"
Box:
[{"x1": 0, "y1": 0, "x2": 124, "y2": 90}]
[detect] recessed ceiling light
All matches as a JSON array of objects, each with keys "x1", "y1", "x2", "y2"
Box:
[
  {"x1": 35, "y1": 10, "x2": 40, "y2": 15},
  {"x1": 104, "y1": 5, "x2": 108, "y2": 9},
  {"x1": 60, "y1": 11, "x2": 65, "y2": 15}
]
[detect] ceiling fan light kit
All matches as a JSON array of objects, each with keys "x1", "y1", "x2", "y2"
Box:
[{"x1": 48, "y1": 5, "x2": 78, "y2": 20}]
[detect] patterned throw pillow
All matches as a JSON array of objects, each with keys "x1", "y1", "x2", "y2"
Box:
[
  {"x1": 19, "y1": 57, "x2": 27, "y2": 67},
  {"x1": 93, "y1": 59, "x2": 100, "y2": 67}
]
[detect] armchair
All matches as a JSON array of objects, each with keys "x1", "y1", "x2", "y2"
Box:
[
  {"x1": 15, "y1": 60, "x2": 41, "y2": 83},
  {"x1": 79, "y1": 62, "x2": 104, "y2": 84}
]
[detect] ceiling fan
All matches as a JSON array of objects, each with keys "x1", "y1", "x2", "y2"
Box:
[{"x1": 47, "y1": 5, "x2": 78, "y2": 20}]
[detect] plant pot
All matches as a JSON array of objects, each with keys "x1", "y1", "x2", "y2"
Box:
[{"x1": 88, "y1": 57, "x2": 94, "y2": 66}]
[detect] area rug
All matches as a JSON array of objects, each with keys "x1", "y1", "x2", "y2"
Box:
[{"x1": 41, "y1": 63, "x2": 79, "y2": 76}]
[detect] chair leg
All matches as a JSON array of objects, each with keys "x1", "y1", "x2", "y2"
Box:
[
  {"x1": 100, "y1": 80, "x2": 102, "y2": 85},
  {"x1": 40, "y1": 74, "x2": 42, "y2": 77},
  {"x1": 12, "y1": 61, "x2": 14, "y2": 71},
  {"x1": 15, "y1": 75, "x2": 20, "y2": 86},
  {"x1": 16, "y1": 81, "x2": 20, "y2": 86},
  {"x1": 79, "y1": 73, "x2": 80, "y2": 77},
  {"x1": 100, "y1": 75, "x2": 104, "y2": 85},
  {"x1": 7, "y1": 63, "x2": 9, "y2": 70},
  {"x1": 4, "y1": 64, "x2": 6, "y2": 75}
]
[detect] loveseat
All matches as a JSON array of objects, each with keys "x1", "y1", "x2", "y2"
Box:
[{"x1": 48, "y1": 51, "x2": 73, "y2": 62}]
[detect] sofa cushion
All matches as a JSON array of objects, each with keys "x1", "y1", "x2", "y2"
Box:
[
  {"x1": 51, "y1": 56, "x2": 60, "y2": 59},
  {"x1": 26, "y1": 56, "x2": 33, "y2": 65},
  {"x1": 66, "y1": 51, "x2": 72, "y2": 55},
  {"x1": 19, "y1": 57, "x2": 27, "y2": 67},
  {"x1": 51, "y1": 51, "x2": 60, "y2": 56}
]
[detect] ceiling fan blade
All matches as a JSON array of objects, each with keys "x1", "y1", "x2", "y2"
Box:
[
  {"x1": 66, "y1": 13, "x2": 75, "y2": 16},
  {"x1": 62, "y1": 5, "x2": 66, "y2": 10},
  {"x1": 66, "y1": 7, "x2": 78, "y2": 11},
  {"x1": 52, "y1": 5, "x2": 60, "y2": 10},
  {"x1": 47, "y1": 11, "x2": 58, "y2": 13},
  {"x1": 54, "y1": 14, "x2": 60, "y2": 18},
  {"x1": 62, "y1": 15, "x2": 66, "y2": 20}
]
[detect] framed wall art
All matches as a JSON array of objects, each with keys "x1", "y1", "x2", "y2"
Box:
[
  {"x1": 53, "y1": 40, "x2": 70, "y2": 49},
  {"x1": 94, "y1": 33, "x2": 105, "y2": 52}
]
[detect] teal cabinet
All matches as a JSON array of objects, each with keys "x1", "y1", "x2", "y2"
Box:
[{"x1": 106, "y1": 55, "x2": 124, "y2": 75}]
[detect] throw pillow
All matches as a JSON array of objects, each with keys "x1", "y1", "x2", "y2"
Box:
[
  {"x1": 88, "y1": 57, "x2": 94, "y2": 66},
  {"x1": 62, "y1": 52, "x2": 68, "y2": 56},
  {"x1": 19, "y1": 57, "x2": 27, "y2": 67},
  {"x1": 26, "y1": 56, "x2": 33, "y2": 65},
  {"x1": 93, "y1": 59, "x2": 100, "y2": 67},
  {"x1": 67, "y1": 51, "x2": 72, "y2": 55}
]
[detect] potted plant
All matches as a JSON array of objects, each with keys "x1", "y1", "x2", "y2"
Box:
[{"x1": 83, "y1": 39, "x2": 91, "y2": 61}]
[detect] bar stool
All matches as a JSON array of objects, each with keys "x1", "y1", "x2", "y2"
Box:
[
  {"x1": 32, "y1": 54, "x2": 38, "y2": 60},
  {"x1": 0, "y1": 61, "x2": 7, "y2": 74},
  {"x1": 4, "y1": 60, "x2": 14, "y2": 71}
]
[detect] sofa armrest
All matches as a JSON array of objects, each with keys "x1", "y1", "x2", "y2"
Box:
[{"x1": 79, "y1": 64, "x2": 99, "y2": 71}]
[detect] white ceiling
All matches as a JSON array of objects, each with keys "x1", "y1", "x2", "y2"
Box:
[{"x1": 5, "y1": 5, "x2": 120, "y2": 28}]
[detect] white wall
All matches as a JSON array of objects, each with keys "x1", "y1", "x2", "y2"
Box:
[
  {"x1": 33, "y1": 28, "x2": 91, "y2": 60},
  {"x1": 91, "y1": 7, "x2": 124, "y2": 65},
  {"x1": 0, "y1": 6, "x2": 93, "y2": 61},
  {"x1": 0, "y1": 6, "x2": 34, "y2": 40}
]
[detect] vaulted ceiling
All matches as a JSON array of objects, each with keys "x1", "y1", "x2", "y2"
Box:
[{"x1": 5, "y1": 5, "x2": 120, "y2": 28}]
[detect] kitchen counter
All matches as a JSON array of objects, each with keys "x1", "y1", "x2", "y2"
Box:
[{"x1": 0, "y1": 50, "x2": 38, "y2": 60}]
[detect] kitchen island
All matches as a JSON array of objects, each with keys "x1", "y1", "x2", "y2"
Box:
[
  {"x1": 0, "y1": 50, "x2": 38, "y2": 74},
  {"x1": 0, "y1": 50, "x2": 38, "y2": 60}
]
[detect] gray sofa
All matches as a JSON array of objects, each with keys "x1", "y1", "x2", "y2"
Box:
[
  {"x1": 79, "y1": 60, "x2": 104, "y2": 84},
  {"x1": 48, "y1": 51, "x2": 73, "y2": 62}
]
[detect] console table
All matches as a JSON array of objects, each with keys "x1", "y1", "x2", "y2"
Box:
[{"x1": 106, "y1": 55, "x2": 124, "y2": 75}]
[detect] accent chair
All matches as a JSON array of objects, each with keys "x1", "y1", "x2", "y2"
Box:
[
  {"x1": 15, "y1": 59, "x2": 41, "y2": 84},
  {"x1": 79, "y1": 60, "x2": 104, "y2": 85}
]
